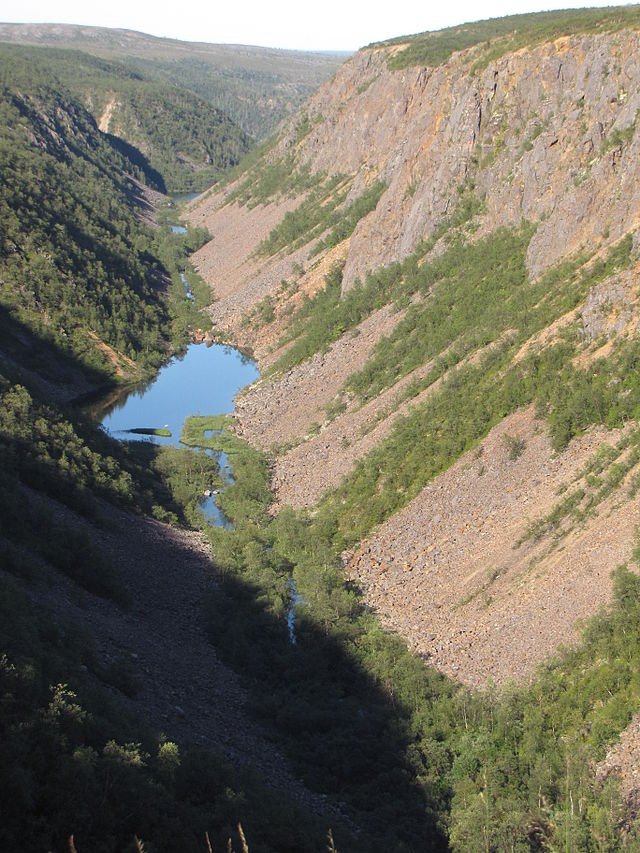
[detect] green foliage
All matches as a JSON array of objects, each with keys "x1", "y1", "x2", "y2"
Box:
[
  {"x1": 4, "y1": 34, "x2": 640, "y2": 847},
  {"x1": 201, "y1": 431, "x2": 456, "y2": 850},
  {"x1": 228, "y1": 154, "x2": 306, "y2": 205},
  {"x1": 0, "y1": 579, "x2": 333, "y2": 852},
  {"x1": 600, "y1": 110, "x2": 639, "y2": 153},
  {"x1": 0, "y1": 55, "x2": 175, "y2": 376},
  {"x1": 380, "y1": 5, "x2": 640, "y2": 72},
  {"x1": 503, "y1": 433, "x2": 526, "y2": 460},
  {"x1": 272, "y1": 189, "x2": 484, "y2": 374},
  {"x1": 145, "y1": 444, "x2": 224, "y2": 527},
  {"x1": 347, "y1": 224, "x2": 535, "y2": 400},
  {"x1": 447, "y1": 561, "x2": 640, "y2": 851},
  {"x1": 0, "y1": 368, "x2": 340, "y2": 851},
  {"x1": 0, "y1": 25, "x2": 344, "y2": 140},
  {"x1": 153, "y1": 205, "x2": 213, "y2": 345},
  {"x1": 0, "y1": 365, "x2": 215, "y2": 530},
  {"x1": 309, "y1": 180, "x2": 387, "y2": 256},
  {"x1": 0, "y1": 44, "x2": 250, "y2": 193},
  {"x1": 257, "y1": 174, "x2": 350, "y2": 256},
  {"x1": 0, "y1": 381, "x2": 134, "y2": 514},
  {"x1": 196, "y1": 407, "x2": 640, "y2": 852},
  {"x1": 314, "y1": 236, "x2": 634, "y2": 546},
  {"x1": 181, "y1": 414, "x2": 249, "y2": 457},
  {"x1": 295, "y1": 113, "x2": 312, "y2": 142},
  {"x1": 521, "y1": 387, "x2": 640, "y2": 546}
]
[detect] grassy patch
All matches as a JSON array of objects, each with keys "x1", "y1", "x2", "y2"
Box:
[
  {"x1": 379, "y1": 6, "x2": 640, "y2": 72},
  {"x1": 181, "y1": 414, "x2": 247, "y2": 456},
  {"x1": 270, "y1": 188, "x2": 484, "y2": 374}
]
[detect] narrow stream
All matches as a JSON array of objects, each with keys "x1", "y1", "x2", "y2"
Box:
[
  {"x1": 287, "y1": 578, "x2": 304, "y2": 644},
  {"x1": 94, "y1": 208, "x2": 301, "y2": 638},
  {"x1": 200, "y1": 448, "x2": 233, "y2": 526}
]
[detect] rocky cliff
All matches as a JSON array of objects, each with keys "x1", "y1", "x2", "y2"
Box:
[
  {"x1": 260, "y1": 27, "x2": 640, "y2": 292},
  {"x1": 187, "y1": 10, "x2": 640, "y2": 689}
]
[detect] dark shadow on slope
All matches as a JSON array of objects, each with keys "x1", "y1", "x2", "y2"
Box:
[
  {"x1": 0, "y1": 304, "x2": 114, "y2": 403},
  {"x1": 0, "y1": 524, "x2": 344, "y2": 853},
  {"x1": 0, "y1": 308, "x2": 451, "y2": 850},
  {"x1": 104, "y1": 131, "x2": 167, "y2": 193},
  {"x1": 204, "y1": 571, "x2": 451, "y2": 852}
]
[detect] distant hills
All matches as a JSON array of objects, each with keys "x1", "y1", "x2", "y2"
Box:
[
  {"x1": 0, "y1": 43, "x2": 251, "y2": 194},
  {"x1": 0, "y1": 23, "x2": 348, "y2": 140}
]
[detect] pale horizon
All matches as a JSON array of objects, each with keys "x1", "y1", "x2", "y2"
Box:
[{"x1": 1, "y1": 0, "x2": 637, "y2": 52}]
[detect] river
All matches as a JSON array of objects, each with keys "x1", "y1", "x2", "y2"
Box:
[
  {"x1": 98, "y1": 343, "x2": 258, "y2": 448},
  {"x1": 94, "y1": 209, "x2": 300, "y2": 636}
]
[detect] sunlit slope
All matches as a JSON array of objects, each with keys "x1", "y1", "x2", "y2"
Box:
[
  {"x1": 187, "y1": 3, "x2": 640, "y2": 683},
  {"x1": 0, "y1": 22, "x2": 348, "y2": 139}
]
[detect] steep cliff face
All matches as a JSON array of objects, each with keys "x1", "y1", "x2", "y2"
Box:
[
  {"x1": 187, "y1": 15, "x2": 640, "y2": 691},
  {"x1": 272, "y1": 31, "x2": 640, "y2": 290}
]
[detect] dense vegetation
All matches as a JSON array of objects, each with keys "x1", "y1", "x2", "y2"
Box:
[
  {"x1": 0, "y1": 44, "x2": 250, "y2": 193},
  {"x1": 253, "y1": 174, "x2": 387, "y2": 260},
  {"x1": 275, "y1": 216, "x2": 635, "y2": 544},
  {"x1": 378, "y1": 5, "x2": 640, "y2": 71},
  {"x1": 5, "y1": 9, "x2": 640, "y2": 849},
  {"x1": 0, "y1": 51, "x2": 173, "y2": 378},
  {"x1": 4, "y1": 181, "x2": 640, "y2": 853},
  {"x1": 192, "y1": 402, "x2": 640, "y2": 852},
  {"x1": 0, "y1": 48, "x2": 219, "y2": 386},
  {"x1": 5, "y1": 334, "x2": 640, "y2": 850},
  {"x1": 0, "y1": 397, "x2": 338, "y2": 851},
  {"x1": 0, "y1": 24, "x2": 346, "y2": 140},
  {"x1": 270, "y1": 189, "x2": 483, "y2": 373}
]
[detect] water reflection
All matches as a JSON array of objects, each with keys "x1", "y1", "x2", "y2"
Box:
[
  {"x1": 95, "y1": 343, "x2": 258, "y2": 447},
  {"x1": 92, "y1": 343, "x2": 258, "y2": 527}
]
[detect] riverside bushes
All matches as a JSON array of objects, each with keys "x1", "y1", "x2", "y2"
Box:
[{"x1": 198, "y1": 416, "x2": 640, "y2": 851}]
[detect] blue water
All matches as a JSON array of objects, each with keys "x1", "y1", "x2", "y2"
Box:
[
  {"x1": 180, "y1": 271, "x2": 195, "y2": 302},
  {"x1": 287, "y1": 579, "x2": 304, "y2": 644},
  {"x1": 99, "y1": 343, "x2": 258, "y2": 447},
  {"x1": 199, "y1": 450, "x2": 234, "y2": 525},
  {"x1": 171, "y1": 224, "x2": 187, "y2": 235}
]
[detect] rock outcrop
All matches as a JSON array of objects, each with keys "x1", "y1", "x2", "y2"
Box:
[{"x1": 186, "y1": 24, "x2": 640, "y2": 694}]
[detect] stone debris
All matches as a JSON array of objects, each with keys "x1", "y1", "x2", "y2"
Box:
[
  {"x1": 234, "y1": 303, "x2": 404, "y2": 451},
  {"x1": 345, "y1": 407, "x2": 640, "y2": 688},
  {"x1": 182, "y1": 29, "x2": 640, "y2": 808},
  {"x1": 29, "y1": 491, "x2": 341, "y2": 820}
]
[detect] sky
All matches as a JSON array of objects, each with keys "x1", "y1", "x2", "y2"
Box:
[{"x1": 0, "y1": 0, "x2": 636, "y2": 51}]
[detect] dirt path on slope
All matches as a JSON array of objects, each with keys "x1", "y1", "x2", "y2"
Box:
[
  {"x1": 30, "y1": 494, "x2": 340, "y2": 819},
  {"x1": 347, "y1": 406, "x2": 640, "y2": 688}
]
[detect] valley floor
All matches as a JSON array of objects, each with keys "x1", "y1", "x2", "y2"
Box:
[{"x1": 30, "y1": 489, "x2": 340, "y2": 820}]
